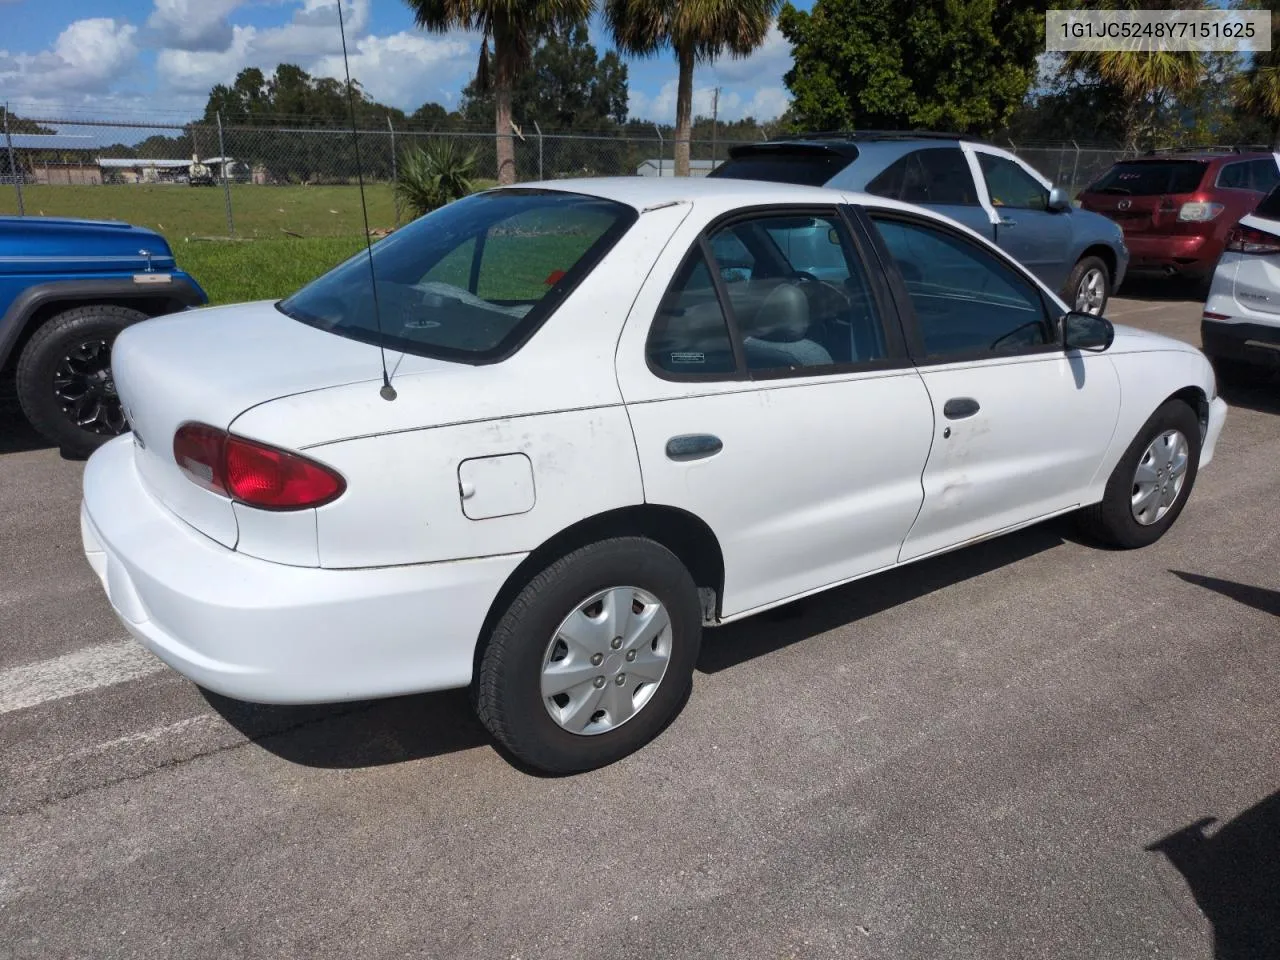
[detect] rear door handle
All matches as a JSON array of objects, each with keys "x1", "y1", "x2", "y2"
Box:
[
  {"x1": 943, "y1": 397, "x2": 980, "y2": 420},
  {"x1": 666, "y1": 434, "x2": 723, "y2": 462}
]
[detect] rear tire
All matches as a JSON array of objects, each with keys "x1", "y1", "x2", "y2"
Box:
[
  {"x1": 1075, "y1": 399, "x2": 1201, "y2": 549},
  {"x1": 15, "y1": 304, "x2": 147, "y2": 458},
  {"x1": 1063, "y1": 255, "x2": 1111, "y2": 316},
  {"x1": 474, "y1": 537, "x2": 702, "y2": 774}
]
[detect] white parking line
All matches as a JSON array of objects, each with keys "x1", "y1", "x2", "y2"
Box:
[{"x1": 0, "y1": 640, "x2": 166, "y2": 715}]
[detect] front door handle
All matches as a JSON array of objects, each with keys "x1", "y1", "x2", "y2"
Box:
[
  {"x1": 943, "y1": 397, "x2": 980, "y2": 420},
  {"x1": 666, "y1": 434, "x2": 723, "y2": 462}
]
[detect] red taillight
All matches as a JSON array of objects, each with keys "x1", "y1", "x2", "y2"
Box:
[
  {"x1": 1225, "y1": 225, "x2": 1280, "y2": 254},
  {"x1": 173, "y1": 423, "x2": 345, "y2": 510}
]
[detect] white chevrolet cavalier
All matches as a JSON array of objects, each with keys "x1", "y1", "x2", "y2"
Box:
[{"x1": 81, "y1": 178, "x2": 1227, "y2": 773}]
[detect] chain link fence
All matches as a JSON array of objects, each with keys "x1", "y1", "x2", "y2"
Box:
[{"x1": 1, "y1": 112, "x2": 1137, "y2": 239}]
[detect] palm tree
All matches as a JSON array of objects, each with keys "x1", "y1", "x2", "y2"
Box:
[
  {"x1": 606, "y1": 0, "x2": 779, "y2": 177},
  {"x1": 404, "y1": 0, "x2": 593, "y2": 184},
  {"x1": 396, "y1": 139, "x2": 479, "y2": 217}
]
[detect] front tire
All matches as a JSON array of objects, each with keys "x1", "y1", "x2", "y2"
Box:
[
  {"x1": 1063, "y1": 255, "x2": 1111, "y2": 316},
  {"x1": 15, "y1": 304, "x2": 147, "y2": 458},
  {"x1": 474, "y1": 538, "x2": 703, "y2": 774},
  {"x1": 1075, "y1": 399, "x2": 1201, "y2": 549}
]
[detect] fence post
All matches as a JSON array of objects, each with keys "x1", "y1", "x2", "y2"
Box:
[
  {"x1": 388, "y1": 115, "x2": 400, "y2": 226},
  {"x1": 534, "y1": 121, "x2": 543, "y2": 181},
  {"x1": 1070, "y1": 140, "x2": 1080, "y2": 197},
  {"x1": 4, "y1": 104, "x2": 24, "y2": 217},
  {"x1": 216, "y1": 112, "x2": 235, "y2": 237},
  {"x1": 654, "y1": 124, "x2": 664, "y2": 177}
]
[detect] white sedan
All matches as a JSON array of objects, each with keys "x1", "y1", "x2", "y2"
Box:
[{"x1": 81, "y1": 177, "x2": 1228, "y2": 774}]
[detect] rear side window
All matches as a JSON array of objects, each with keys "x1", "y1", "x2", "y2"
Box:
[
  {"x1": 708, "y1": 149, "x2": 855, "y2": 186},
  {"x1": 1249, "y1": 159, "x2": 1280, "y2": 192},
  {"x1": 865, "y1": 148, "x2": 977, "y2": 205},
  {"x1": 646, "y1": 250, "x2": 737, "y2": 375},
  {"x1": 1217, "y1": 161, "x2": 1254, "y2": 190},
  {"x1": 1088, "y1": 161, "x2": 1206, "y2": 196}
]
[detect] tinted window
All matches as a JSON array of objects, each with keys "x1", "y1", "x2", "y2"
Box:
[
  {"x1": 705, "y1": 213, "x2": 887, "y2": 370},
  {"x1": 280, "y1": 190, "x2": 634, "y2": 361},
  {"x1": 1250, "y1": 158, "x2": 1280, "y2": 192},
  {"x1": 1217, "y1": 161, "x2": 1253, "y2": 190},
  {"x1": 866, "y1": 148, "x2": 978, "y2": 205},
  {"x1": 978, "y1": 153, "x2": 1048, "y2": 211},
  {"x1": 872, "y1": 217, "x2": 1049, "y2": 357},
  {"x1": 1253, "y1": 182, "x2": 1280, "y2": 219},
  {"x1": 646, "y1": 250, "x2": 736, "y2": 375},
  {"x1": 1088, "y1": 160, "x2": 1207, "y2": 196},
  {"x1": 708, "y1": 149, "x2": 856, "y2": 186}
]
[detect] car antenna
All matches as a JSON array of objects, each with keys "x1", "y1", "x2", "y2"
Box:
[{"x1": 337, "y1": 0, "x2": 396, "y2": 401}]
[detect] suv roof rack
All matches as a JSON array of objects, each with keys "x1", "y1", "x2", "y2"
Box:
[
  {"x1": 1143, "y1": 144, "x2": 1274, "y2": 156},
  {"x1": 770, "y1": 129, "x2": 991, "y2": 146}
]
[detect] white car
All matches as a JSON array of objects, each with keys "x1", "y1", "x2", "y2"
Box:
[
  {"x1": 81, "y1": 178, "x2": 1228, "y2": 774},
  {"x1": 1203, "y1": 184, "x2": 1280, "y2": 383}
]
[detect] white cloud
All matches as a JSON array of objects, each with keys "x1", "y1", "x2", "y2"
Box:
[
  {"x1": 709, "y1": 25, "x2": 791, "y2": 86},
  {"x1": 156, "y1": 25, "x2": 256, "y2": 93},
  {"x1": 148, "y1": 0, "x2": 245, "y2": 52},
  {"x1": 631, "y1": 79, "x2": 789, "y2": 124},
  {"x1": 0, "y1": 18, "x2": 138, "y2": 96},
  {"x1": 310, "y1": 31, "x2": 477, "y2": 110}
]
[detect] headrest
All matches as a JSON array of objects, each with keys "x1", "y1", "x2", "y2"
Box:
[{"x1": 740, "y1": 282, "x2": 810, "y2": 342}]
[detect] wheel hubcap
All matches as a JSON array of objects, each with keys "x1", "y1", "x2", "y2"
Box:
[
  {"x1": 1131, "y1": 429, "x2": 1189, "y2": 526},
  {"x1": 52, "y1": 338, "x2": 125, "y2": 436},
  {"x1": 1075, "y1": 268, "x2": 1106, "y2": 315},
  {"x1": 540, "y1": 586, "x2": 672, "y2": 736}
]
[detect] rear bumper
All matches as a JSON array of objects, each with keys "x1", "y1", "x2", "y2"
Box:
[
  {"x1": 1201, "y1": 318, "x2": 1280, "y2": 368},
  {"x1": 1122, "y1": 233, "x2": 1218, "y2": 277},
  {"x1": 81, "y1": 435, "x2": 524, "y2": 704}
]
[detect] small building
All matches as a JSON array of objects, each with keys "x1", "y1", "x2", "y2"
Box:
[
  {"x1": 97, "y1": 158, "x2": 191, "y2": 184},
  {"x1": 636, "y1": 158, "x2": 722, "y2": 178}
]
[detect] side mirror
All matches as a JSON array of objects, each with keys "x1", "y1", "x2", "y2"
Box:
[
  {"x1": 1061, "y1": 310, "x2": 1114, "y2": 352},
  {"x1": 1048, "y1": 187, "x2": 1072, "y2": 212}
]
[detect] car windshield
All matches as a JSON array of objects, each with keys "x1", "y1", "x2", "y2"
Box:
[
  {"x1": 279, "y1": 189, "x2": 635, "y2": 362},
  {"x1": 1088, "y1": 160, "x2": 1206, "y2": 196},
  {"x1": 1254, "y1": 182, "x2": 1280, "y2": 219}
]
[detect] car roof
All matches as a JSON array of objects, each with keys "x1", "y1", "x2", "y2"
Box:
[{"x1": 502, "y1": 176, "x2": 855, "y2": 210}]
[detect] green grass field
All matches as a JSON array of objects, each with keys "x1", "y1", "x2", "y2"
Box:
[{"x1": 176, "y1": 237, "x2": 368, "y2": 304}]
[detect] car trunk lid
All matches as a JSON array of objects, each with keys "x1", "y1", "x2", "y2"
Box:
[
  {"x1": 110, "y1": 300, "x2": 444, "y2": 547},
  {"x1": 1080, "y1": 159, "x2": 1209, "y2": 233}
]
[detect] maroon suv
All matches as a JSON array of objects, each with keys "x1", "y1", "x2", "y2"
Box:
[{"x1": 1079, "y1": 149, "x2": 1280, "y2": 287}]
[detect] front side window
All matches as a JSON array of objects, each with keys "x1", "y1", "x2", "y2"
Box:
[
  {"x1": 866, "y1": 148, "x2": 978, "y2": 206},
  {"x1": 872, "y1": 216, "x2": 1050, "y2": 358},
  {"x1": 978, "y1": 154, "x2": 1048, "y2": 211},
  {"x1": 280, "y1": 190, "x2": 635, "y2": 361}
]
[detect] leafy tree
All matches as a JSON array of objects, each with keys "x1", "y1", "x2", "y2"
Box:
[
  {"x1": 606, "y1": 0, "x2": 779, "y2": 176},
  {"x1": 2, "y1": 111, "x2": 56, "y2": 135},
  {"x1": 1232, "y1": 2, "x2": 1280, "y2": 146},
  {"x1": 461, "y1": 23, "x2": 629, "y2": 130},
  {"x1": 778, "y1": 0, "x2": 1042, "y2": 135},
  {"x1": 410, "y1": 102, "x2": 454, "y2": 129},
  {"x1": 404, "y1": 0, "x2": 594, "y2": 185}
]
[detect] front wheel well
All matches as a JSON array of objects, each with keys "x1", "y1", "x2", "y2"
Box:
[
  {"x1": 1078, "y1": 244, "x2": 1118, "y2": 285},
  {"x1": 471, "y1": 505, "x2": 726, "y2": 680},
  {"x1": 1167, "y1": 385, "x2": 1209, "y2": 435}
]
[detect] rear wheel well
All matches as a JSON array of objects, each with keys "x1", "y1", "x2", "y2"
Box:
[
  {"x1": 1, "y1": 295, "x2": 186, "y2": 380},
  {"x1": 471, "y1": 505, "x2": 725, "y2": 680},
  {"x1": 1080, "y1": 244, "x2": 1117, "y2": 284}
]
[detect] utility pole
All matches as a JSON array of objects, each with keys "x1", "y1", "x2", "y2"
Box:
[{"x1": 711, "y1": 87, "x2": 721, "y2": 169}]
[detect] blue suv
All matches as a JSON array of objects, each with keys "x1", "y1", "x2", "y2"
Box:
[
  {"x1": 710, "y1": 132, "x2": 1130, "y2": 317},
  {"x1": 1, "y1": 216, "x2": 207, "y2": 456}
]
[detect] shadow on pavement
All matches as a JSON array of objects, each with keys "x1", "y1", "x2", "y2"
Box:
[
  {"x1": 1147, "y1": 791, "x2": 1280, "y2": 960},
  {"x1": 1218, "y1": 377, "x2": 1280, "y2": 417},
  {"x1": 201, "y1": 686, "x2": 489, "y2": 768},
  {"x1": 1115, "y1": 276, "x2": 1204, "y2": 303},
  {"x1": 698, "y1": 522, "x2": 1068, "y2": 674},
  {"x1": 0, "y1": 398, "x2": 53, "y2": 456},
  {"x1": 1170, "y1": 570, "x2": 1280, "y2": 617}
]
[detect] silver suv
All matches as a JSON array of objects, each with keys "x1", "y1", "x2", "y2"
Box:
[{"x1": 710, "y1": 132, "x2": 1130, "y2": 316}]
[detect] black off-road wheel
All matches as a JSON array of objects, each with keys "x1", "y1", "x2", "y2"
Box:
[
  {"x1": 1075, "y1": 399, "x2": 1202, "y2": 549},
  {"x1": 14, "y1": 304, "x2": 147, "y2": 458},
  {"x1": 474, "y1": 538, "x2": 703, "y2": 774}
]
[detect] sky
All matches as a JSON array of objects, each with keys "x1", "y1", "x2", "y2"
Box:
[{"x1": 0, "y1": 0, "x2": 809, "y2": 125}]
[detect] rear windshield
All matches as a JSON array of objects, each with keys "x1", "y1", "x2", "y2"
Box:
[
  {"x1": 1087, "y1": 160, "x2": 1207, "y2": 196},
  {"x1": 279, "y1": 190, "x2": 635, "y2": 362},
  {"x1": 1256, "y1": 183, "x2": 1280, "y2": 219},
  {"x1": 709, "y1": 149, "x2": 856, "y2": 186}
]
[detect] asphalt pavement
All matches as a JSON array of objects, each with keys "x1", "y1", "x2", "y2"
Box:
[{"x1": 1, "y1": 287, "x2": 1277, "y2": 960}]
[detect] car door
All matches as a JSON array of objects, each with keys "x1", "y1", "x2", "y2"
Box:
[
  {"x1": 858, "y1": 207, "x2": 1122, "y2": 563},
  {"x1": 864, "y1": 146, "x2": 995, "y2": 239},
  {"x1": 615, "y1": 205, "x2": 935, "y2": 618},
  {"x1": 965, "y1": 144, "x2": 1073, "y2": 291}
]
